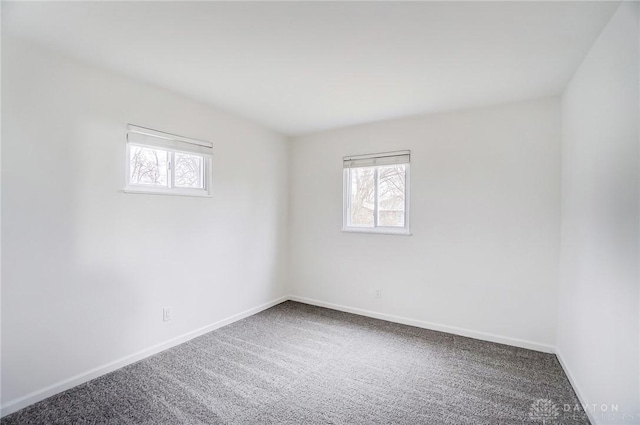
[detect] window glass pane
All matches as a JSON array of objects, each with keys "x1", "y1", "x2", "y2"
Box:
[
  {"x1": 377, "y1": 164, "x2": 406, "y2": 227},
  {"x1": 349, "y1": 167, "x2": 375, "y2": 227},
  {"x1": 129, "y1": 145, "x2": 168, "y2": 186},
  {"x1": 174, "y1": 152, "x2": 204, "y2": 189}
]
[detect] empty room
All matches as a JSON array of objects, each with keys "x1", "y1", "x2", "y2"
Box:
[{"x1": 1, "y1": 1, "x2": 638, "y2": 424}]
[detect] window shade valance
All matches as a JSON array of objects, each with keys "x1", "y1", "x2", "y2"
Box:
[
  {"x1": 127, "y1": 124, "x2": 213, "y2": 156},
  {"x1": 343, "y1": 150, "x2": 410, "y2": 168}
]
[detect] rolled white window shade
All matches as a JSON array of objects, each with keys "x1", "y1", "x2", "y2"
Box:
[
  {"x1": 127, "y1": 125, "x2": 213, "y2": 156},
  {"x1": 343, "y1": 150, "x2": 410, "y2": 168}
]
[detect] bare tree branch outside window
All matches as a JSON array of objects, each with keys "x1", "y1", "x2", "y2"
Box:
[
  {"x1": 129, "y1": 145, "x2": 167, "y2": 185},
  {"x1": 378, "y1": 165, "x2": 405, "y2": 226},
  {"x1": 174, "y1": 152, "x2": 203, "y2": 188},
  {"x1": 348, "y1": 164, "x2": 406, "y2": 227}
]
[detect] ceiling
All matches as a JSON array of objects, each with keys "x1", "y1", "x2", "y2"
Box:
[{"x1": 3, "y1": 1, "x2": 619, "y2": 136}]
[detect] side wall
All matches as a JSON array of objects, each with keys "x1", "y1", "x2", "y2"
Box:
[
  {"x1": 1, "y1": 37, "x2": 289, "y2": 410},
  {"x1": 558, "y1": 3, "x2": 640, "y2": 424},
  {"x1": 289, "y1": 97, "x2": 561, "y2": 351}
]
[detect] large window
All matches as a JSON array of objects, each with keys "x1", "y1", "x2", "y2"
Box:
[
  {"x1": 343, "y1": 151, "x2": 410, "y2": 235},
  {"x1": 125, "y1": 125, "x2": 212, "y2": 197}
]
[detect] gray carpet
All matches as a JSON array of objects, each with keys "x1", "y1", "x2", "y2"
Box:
[{"x1": 2, "y1": 301, "x2": 589, "y2": 424}]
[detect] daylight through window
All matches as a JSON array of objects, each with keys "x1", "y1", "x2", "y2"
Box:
[
  {"x1": 125, "y1": 125, "x2": 212, "y2": 197},
  {"x1": 343, "y1": 151, "x2": 410, "y2": 235}
]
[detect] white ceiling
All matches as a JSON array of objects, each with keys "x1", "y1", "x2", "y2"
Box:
[{"x1": 3, "y1": 1, "x2": 619, "y2": 136}]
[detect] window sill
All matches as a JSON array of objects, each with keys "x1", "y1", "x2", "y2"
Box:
[
  {"x1": 341, "y1": 227, "x2": 412, "y2": 236},
  {"x1": 123, "y1": 187, "x2": 212, "y2": 198}
]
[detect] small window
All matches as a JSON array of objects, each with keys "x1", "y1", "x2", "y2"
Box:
[
  {"x1": 343, "y1": 151, "x2": 410, "y2": 235},
  {"x1": 125, "y1": 125, "x2": 212, "y2": 197}
]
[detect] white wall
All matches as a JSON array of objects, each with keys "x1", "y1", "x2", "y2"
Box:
[
  {"x1": 3, "y1": 3, "x2": 638, "y2": 420},
  {"x1": 289, "y1": 97, "x2": 561, "y2": 350},
  {"x1": 558, "y1": 3, "x2": 640, "y2": 424},
  {"x1": 1, "y1": 37, "x2": 289, "y2": 409}
]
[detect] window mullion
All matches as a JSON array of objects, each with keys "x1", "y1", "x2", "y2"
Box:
[{"x1": 373, "y1": 166, "x2": 379, "y2": 228}]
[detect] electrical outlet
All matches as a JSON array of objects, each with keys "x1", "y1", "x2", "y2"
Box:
[
  {"x1": 375, "y1": 289, "x2": 382, "y2": 298},
  {"x1": 163, "y1": 307, "x2": 173, "y2": 322}
]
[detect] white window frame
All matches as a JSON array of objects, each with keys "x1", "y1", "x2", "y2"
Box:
[
  {"x1": 342, "y1": 150, "x2": 411, "y2": 236},
  {"x1": 124, "y1": 125, "x2": 213, "y2": 198}
]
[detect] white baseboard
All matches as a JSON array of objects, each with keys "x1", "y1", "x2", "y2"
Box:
[
  {"x1": 0, "y1": 295, "x2": 288, "y2": 418},
  {"x1": 288, "y1": 295, "x2": 555, "y2": 354},
  {"x1": 0, "y1": 294, "x2": 563, "y2": 418},
  {"x1": 555, "y1": 348, "x2": 599, "y2": 425}
]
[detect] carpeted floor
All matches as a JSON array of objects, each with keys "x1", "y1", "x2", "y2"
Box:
[{"x1": 2, "y1": 301, "x2": 589, "y2": 425}]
